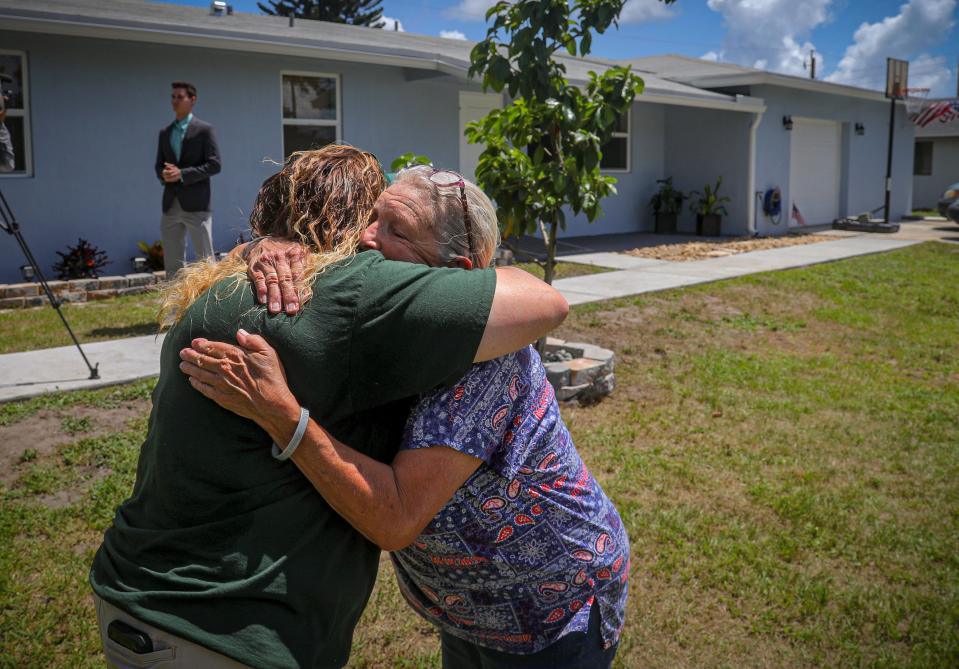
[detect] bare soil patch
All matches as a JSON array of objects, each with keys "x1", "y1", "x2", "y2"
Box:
[
  {"x1": 624, "y1": 234, "x2": 833, "y2": 261},
  {"x1": 0, "y1": 399, "x2": 150, "y2": 487}
]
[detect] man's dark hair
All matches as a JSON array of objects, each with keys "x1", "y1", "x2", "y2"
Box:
[{"x1": 171, "y1": 81, "x2": 197, "y2": 98}]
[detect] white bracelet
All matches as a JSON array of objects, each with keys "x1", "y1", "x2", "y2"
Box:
[{"x1": 272, "y1": 406, "x2": 309, "y2": 461}]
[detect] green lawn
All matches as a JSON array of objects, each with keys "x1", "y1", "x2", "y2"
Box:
[
  {"x1": 514, "y1": 260, "x2": 612, "y2": 280},
  {"x1": 1, "y1": 242, "x2": 957, "y2": 668},
  {"x1": 0, "y1": 291, "x2": 162, "y2": 354}
]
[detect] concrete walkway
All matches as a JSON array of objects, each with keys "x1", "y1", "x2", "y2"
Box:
[
  {"x1": 555, "y1": 234, "x2": 917, "y2": 305},
  {"x1": 0, "y1": 232, "x2": 929, "y2": 402}
]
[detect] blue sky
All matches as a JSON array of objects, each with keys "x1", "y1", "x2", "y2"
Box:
[{"x1": 160, "y1": 0, "x2": 958, "y2": 96}]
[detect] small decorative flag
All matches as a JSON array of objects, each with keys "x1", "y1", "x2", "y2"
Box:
[{"x1": 791, "y1": 203, "x2": 806, "y2": 226}]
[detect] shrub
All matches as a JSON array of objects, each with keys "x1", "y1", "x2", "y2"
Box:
[
  {"x1": 53, "y1": 238, "x2": 110, "y2": 280},
  {"x1": 137, "y1": 240, "x2": 164, "y2": 271}
]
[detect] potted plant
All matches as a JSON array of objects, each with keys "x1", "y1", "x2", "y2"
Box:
[
  {"x1": 689, "y1": 177, "x2": 730, "y2": 236},
  {"x1": 137, "y1": 240, "x2": 165, "y2": 272},
  {"x1": 648, "y1": 177, "x2": 685, "y2": 234}
]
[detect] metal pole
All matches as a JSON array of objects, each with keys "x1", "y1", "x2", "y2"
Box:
[
  {"x1": 883, "y1": 97, "x2": 896, "y2": 224},
  {"x1": 0, "y1": 190, "x2": 99, "y2": 379}
]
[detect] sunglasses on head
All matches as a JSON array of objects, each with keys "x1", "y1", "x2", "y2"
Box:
[{"x1": 418, "y1": 168, "x2": 475, "y2": 263}]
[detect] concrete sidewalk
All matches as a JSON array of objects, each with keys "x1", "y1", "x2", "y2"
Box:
[
  {"x1": 555, "y1": 235, "x2": 917, "y2": 305},
  {"x1": 0, "y1": 234, "x2": 921, "y2": 402}
]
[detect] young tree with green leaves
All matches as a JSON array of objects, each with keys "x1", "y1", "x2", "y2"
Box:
[
  {"x1": 258, "y1": 0, "x2": 384, "y2": 27},
  {"x1": 467, "y1": 0, "x2": 676, "y2": 285}
]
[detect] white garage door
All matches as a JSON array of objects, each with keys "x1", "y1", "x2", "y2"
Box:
[{"x1": 789, "y1": 118, "x2": 841, "y2": 227}]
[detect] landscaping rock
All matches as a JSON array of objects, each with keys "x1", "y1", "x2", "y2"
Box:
[
  {"x1": 0, "y1": 296, "x2": 25, "y2": 308},
  {"x1": 68, "y1": 278, "x2": 98, "y2": 291},
  {"x1": 88, "y1": 288, "x2": 119, "y2": 300},
  {"x1": 566, "y1": 358, "x2": 606, "y2": 386},
  {"x1": 44, "y1": 280, "x2": 69, "y2": 294},
  {"x1": 58, "y1": 291, "x2": 87, "y2": 303},
  {"x1": 542, "y1": 337, "x2": 616, "y2": 404},
  {"x1": 117, "y1": 285, "x2": 153, "y2": 296},
  {"x1": 543, "y1": 362, "x2": 570, "y2": 388},
  {"x1": 3, "y1": 282, "x2": 39, "y2": 298},
  {"x1": 97, "y1": 276, "x2": 129, "y2": 290},
  {"x1": 125, "y1": 273, "x2": 156, "y2": 287}
]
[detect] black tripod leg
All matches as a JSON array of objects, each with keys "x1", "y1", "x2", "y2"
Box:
[{"x1": 0, "y1": 190, "x2": 100, "y2": 379}]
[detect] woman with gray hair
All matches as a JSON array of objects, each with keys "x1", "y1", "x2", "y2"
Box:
[{"x1": 181, "y1": 166, "x2": 629, "y2": 669}]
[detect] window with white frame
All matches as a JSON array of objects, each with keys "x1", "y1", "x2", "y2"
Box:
[
  {"x1": 0, "y1": 50, "x2": 31, "y2": 175},
  {"x1": 281, "y1": 72, "x2": 340, "y2": 158},
  {"x1": 600, "y1": 110, "x2": 629, "y2": 171}
]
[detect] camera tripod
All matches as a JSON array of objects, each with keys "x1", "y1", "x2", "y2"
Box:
[{"x1": 0, "y1": 188, "x2": 99, "y2": 379}]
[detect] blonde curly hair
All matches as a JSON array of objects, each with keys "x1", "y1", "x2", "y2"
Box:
[{"x1": 159, "y1": 145, "x2": 386, "y2": 326}]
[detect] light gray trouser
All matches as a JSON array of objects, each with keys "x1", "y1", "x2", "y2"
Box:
[
  {"x1": 160, "y1": 197, "x2": 214, "y2": 276},
  {"x1": 93, "y1": 593, "x2": 252, "y2": 668}
]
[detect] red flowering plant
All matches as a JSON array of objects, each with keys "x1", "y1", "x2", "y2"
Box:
[{"x1": 53, "y1": 238, "x2": 111, "y2": 280}]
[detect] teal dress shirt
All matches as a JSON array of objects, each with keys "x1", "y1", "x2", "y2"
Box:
[{"x1": 169, "y1": 113, "x2": 193, "y2": 162}]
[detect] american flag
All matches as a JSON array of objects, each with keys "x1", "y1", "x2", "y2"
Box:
[
  {"x1": 911, "y1": 100, "x2": 959, "y2": 128},
  {"x1": 791, "y1": 203, "x2": 806, "y2": 226}
]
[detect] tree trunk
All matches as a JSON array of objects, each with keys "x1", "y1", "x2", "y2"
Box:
[
  {"x1": 543, "y1": 219, "x2": 558, "y2": 285},
  {"x1": 536, "y1": 218, "x2": 560, "y2": 356}
]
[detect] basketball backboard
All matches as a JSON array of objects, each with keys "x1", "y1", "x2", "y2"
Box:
[{"x1": 886, "y1": 58, "x2": 909, "y2": 99}]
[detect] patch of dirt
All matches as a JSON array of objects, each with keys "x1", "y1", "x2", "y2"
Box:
[
  {"x1": 624, "y1": 234, "x2": 833, "y2": 261},
  {"x1": 0, "y1": 399, "x2": 150, "y2": 487},
  {"x1": 36, "y1": 467, "x2": 112, "y2": 510}
]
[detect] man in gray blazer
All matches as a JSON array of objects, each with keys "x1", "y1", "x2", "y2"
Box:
[{"x1": 156, "y1": 81, "x2": 221, "y2": 275}]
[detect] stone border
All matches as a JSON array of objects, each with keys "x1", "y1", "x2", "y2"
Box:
[
  {"x1": 0, "y1": 272, "x2": 167, "y2": 309},
  {"x1": 542, "y1": 337, "x2": 615, "y2": 404}
]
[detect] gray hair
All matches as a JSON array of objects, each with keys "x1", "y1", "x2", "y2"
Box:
[{"x1": 393, "y1": 166, "x2": 501, "y2": 268}]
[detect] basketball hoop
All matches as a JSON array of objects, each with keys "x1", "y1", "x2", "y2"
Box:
[{"x1": 904, "y1": 87, "x2": 931, "y2": 118}]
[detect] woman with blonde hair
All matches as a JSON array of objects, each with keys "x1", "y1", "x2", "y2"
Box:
[
  {"x1": 90, "y1": 146, "x2": 568, "y2": 669},
  {"x1": 180, "y1": 165, "x2": 628, "y2": 669}
]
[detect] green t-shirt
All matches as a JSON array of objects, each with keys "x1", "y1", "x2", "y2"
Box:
[{"x1": 90, "y1": 251, "x2": 496, "y2": 668}]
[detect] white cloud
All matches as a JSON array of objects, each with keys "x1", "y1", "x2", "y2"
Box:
[
  {"x1": 448, "y1": 0, "x2": 495, "y2": 21},
  {"x1": 908, "y1": 54, "x2": 954, "y2": 95},
  {"x1": 450, "y1": 0, "x2": 675, "y2": 24},
  {"x1": 704, "y1": 0, "x2": 832, "y2": 75},
  {"x1": 377, "y1": 15, "x2": 405, "y2": 31},
  {"x1": 440, "y1": 29, "x2": 468, "y2": 40},
  {"x1": 826, "y1": 0, "x2": 956, "y2": 96},
  {"x1": 620, "y1": 0, "x2": 677, "y2": 23}
]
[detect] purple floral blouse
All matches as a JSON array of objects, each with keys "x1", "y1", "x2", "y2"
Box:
[{"x1": 392, "y1": 345, "x2": 629, "y2": 654}]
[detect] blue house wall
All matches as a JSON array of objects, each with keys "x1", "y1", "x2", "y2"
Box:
[
  {"x1": 664, "y1": 105, "x2": 753, "y2": 235},
  {"x1": 751, "y1": 85, "x2": 914, "y2": 235},
  {"x1": 0, "y1": 30, "x2": 478, "y2": 282},
  {"x1": 561, "y1": 101, "x2": 667, "y2": 238}
]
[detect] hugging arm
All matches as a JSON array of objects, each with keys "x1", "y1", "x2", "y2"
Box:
[
  {"x1": 180, "y1": 332, "x2": 481, "y2": 550},
  {"x1": 246, "y1": 238, "x2": 569, "y2": 362}
]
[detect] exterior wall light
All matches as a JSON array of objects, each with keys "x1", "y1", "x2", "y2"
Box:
[
  {"x1": 131, "y1": 257, "x2": 149, "y2": 273},
  {"x1": 20, "y1": 264, "x2": 36, "y2": 282},
  {"x1": 855, "y1": 123, "x2": 865, "y2": 136},
  {"x1": 782, "y1": 115, "x2": 793, "y2": 131}
]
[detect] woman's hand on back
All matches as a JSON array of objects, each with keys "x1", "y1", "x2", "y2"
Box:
[
  {"x1": 179, "y1": 330, "x2": 302, "y2": 443},
  {"x1": 245, "y1": 239, "x2": 306, "y2": 315}
]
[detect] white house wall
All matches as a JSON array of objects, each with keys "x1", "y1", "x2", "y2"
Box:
[
  {"x1": 750, "y1": 85, "x2": 913, "y2": 235},
  {"x1": 913, "y1": 137, "x2": 959, "y2": 208},
  {"x1": 0, "y1": 30, "x2": 482, "y2": 282}
]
